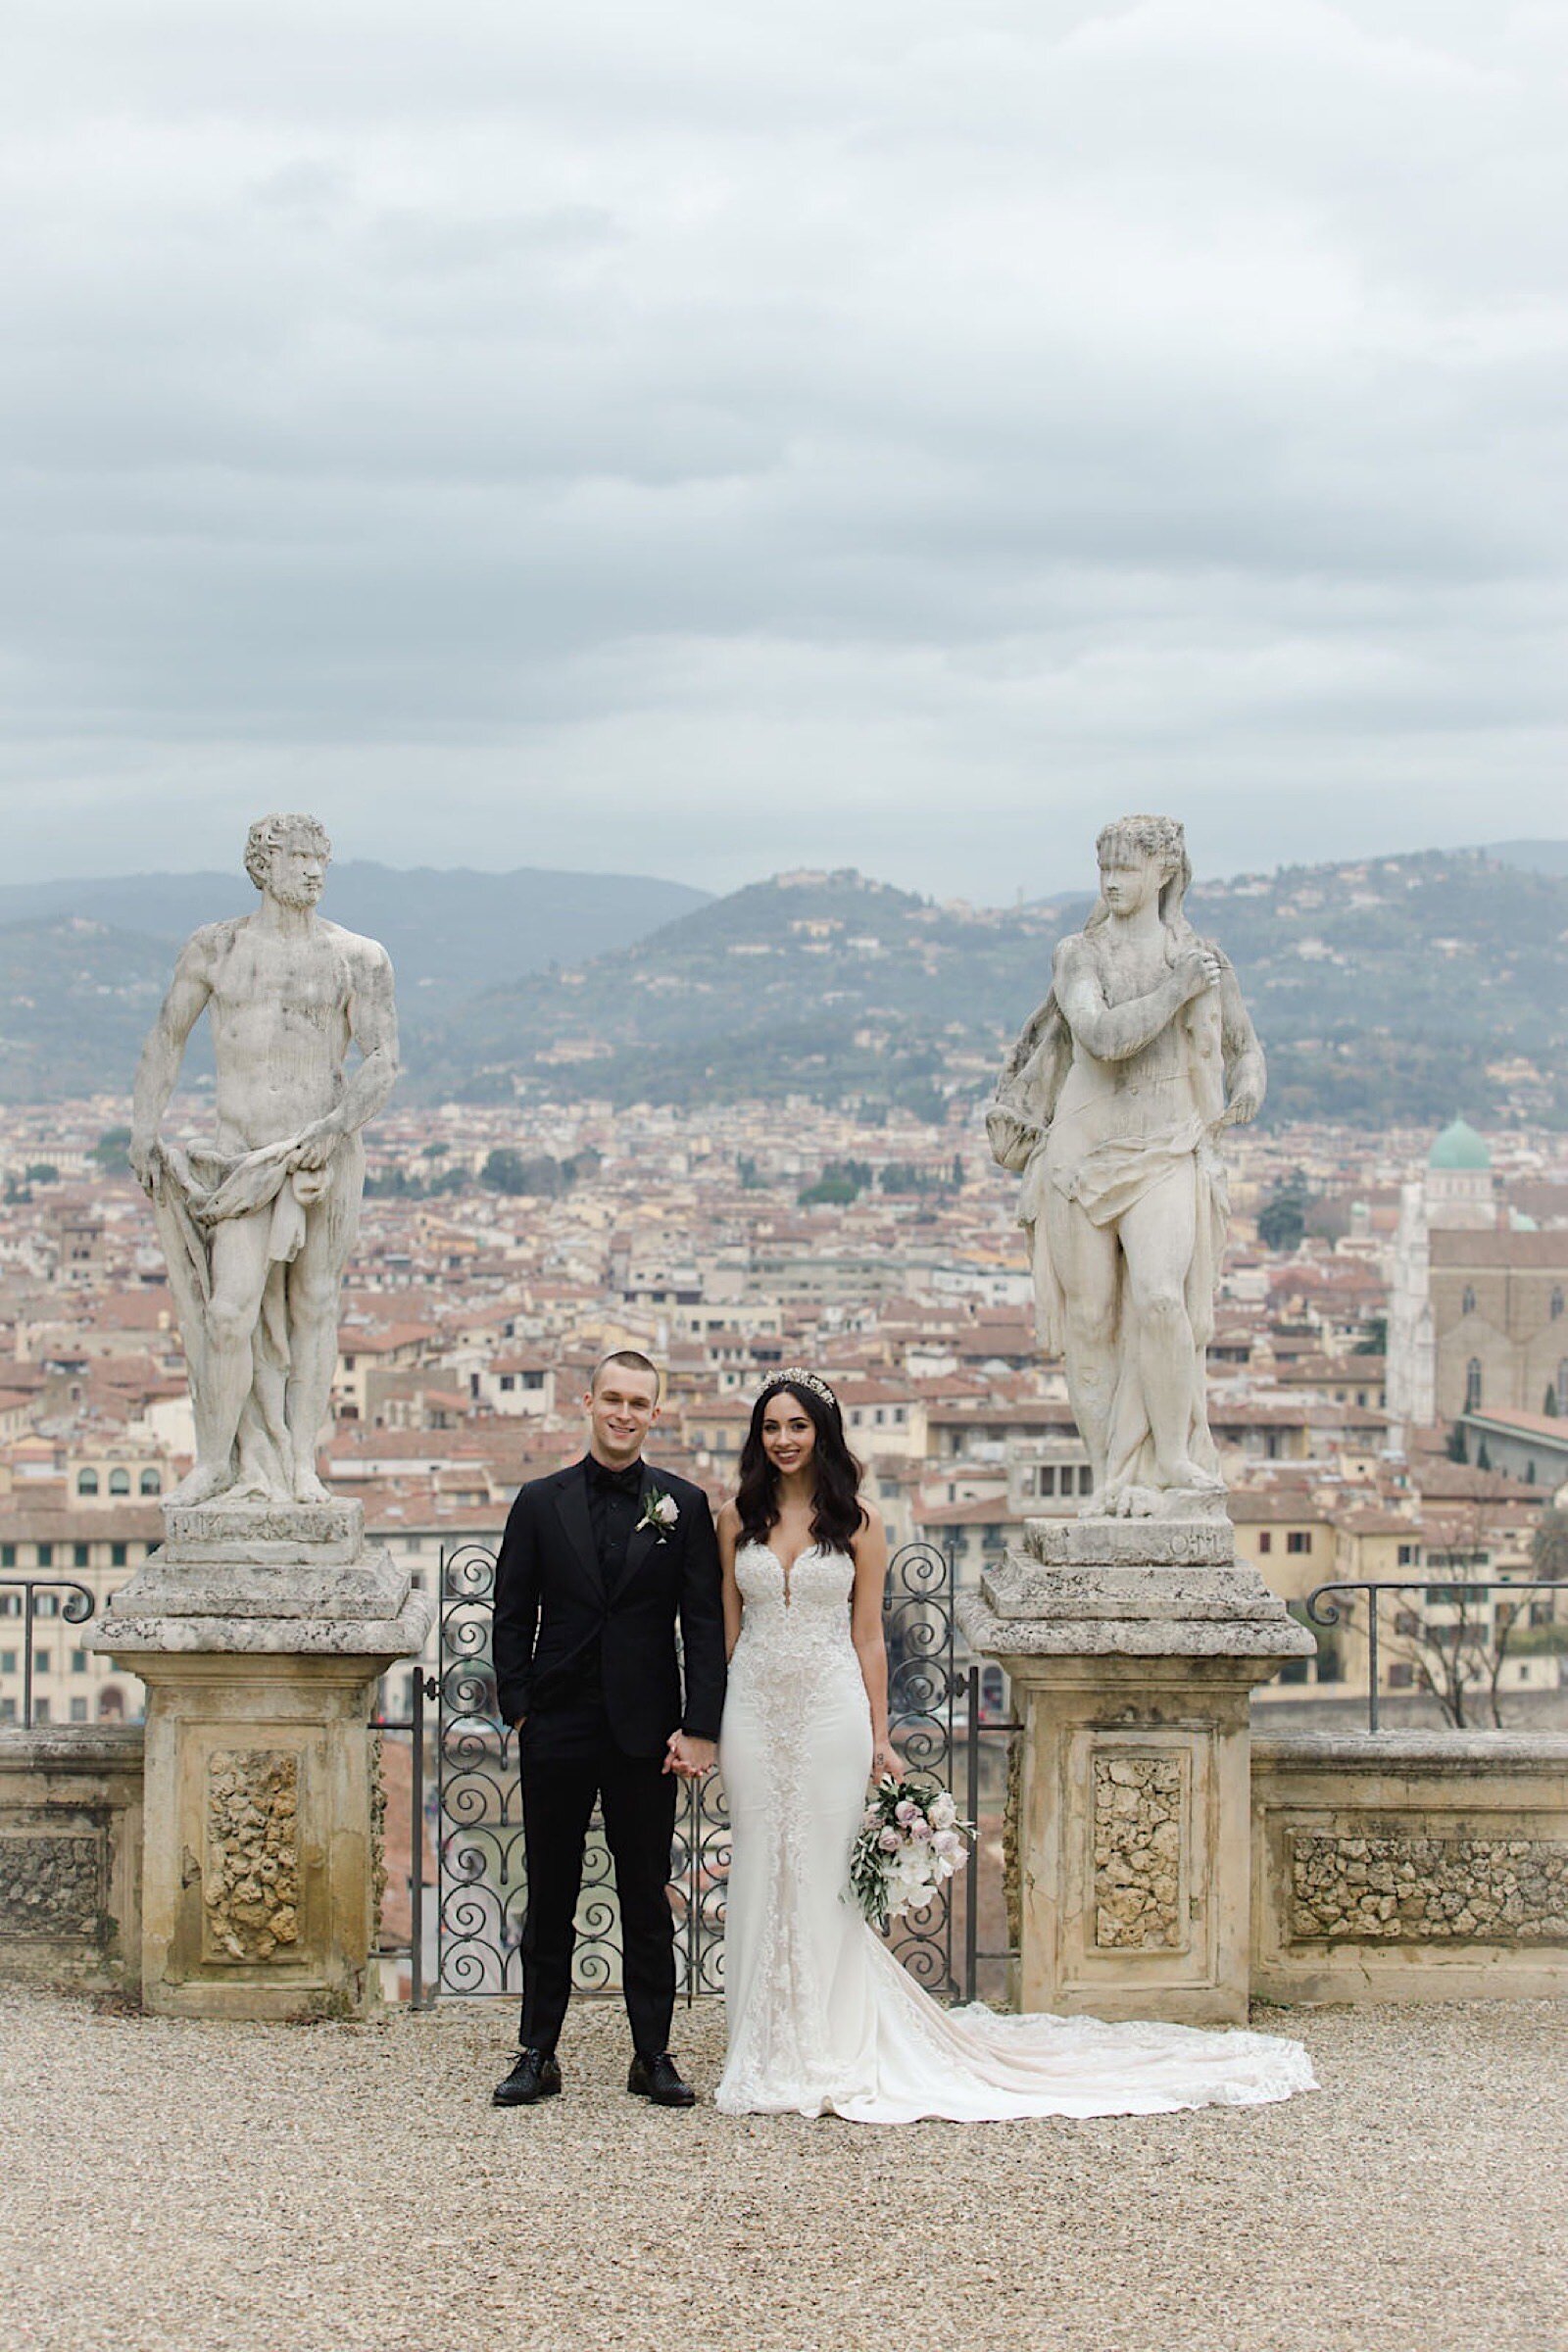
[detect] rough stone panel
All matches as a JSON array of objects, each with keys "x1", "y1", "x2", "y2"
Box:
[
  {"x1": 204, "y1": 1749, "x2": 302, "y2": 1964},
  {"x1": 1093, "y1": 1752, "x2": 1185, "y2": 1950},
  {"x1": 1003, "y1": 1728, "x2": 1022, "y2": 1956},
  {"x1": 1289, "y1": 1833, "x2": 1568, "y2": 1945},
  {"x1": 369, "y1": 1733, "x2": 387, "y2": 1932},
  {"x1": 0, "y1": 1832, "x2": 103, "y2": 1939}
]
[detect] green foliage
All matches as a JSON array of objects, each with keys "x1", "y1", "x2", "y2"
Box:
[
  {"x1": 24, "y1": 1162, "x2": 59, "y2": 1184},
  {"x1": 1354, "y1": 1315, "x2": 1388, "y2": 1357},
  {"x1": 481, "y1": 1147, "x2": 569, "y2": 1197},
  {"x1": 91, "y1": 1126, "x2": 133, "y2": 1174},
  {"x1": 1532, "y1": 1508, "x2": 1568, "y2": 1582},
  {"x1": 799, "y1": 1159, "x2": 871, "y2": 1206},
  {"x1": 1257, "y1": 1186, "x2": 1309, "y2": 1252}
]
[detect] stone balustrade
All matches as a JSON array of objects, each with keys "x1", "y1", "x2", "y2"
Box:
[
  {"x1": 6, "y1": 1717, "x2": 1566, "y2": 2011},
  {"x1": 0, "y1": 1725, "x2": 144, "y2": 1989},
  {"x1": 1251, "y1": 1731, "x2": 1568, "y2": 2003}
]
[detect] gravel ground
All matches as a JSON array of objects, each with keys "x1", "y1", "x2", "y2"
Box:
[{"x1": 5, "y1": 1984, "x2": 1565, "y2": 2352}]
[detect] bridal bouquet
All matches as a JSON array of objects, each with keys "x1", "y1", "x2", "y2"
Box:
[{"x1": 849, "y1": 1775, "x2": 973, "y2": 1933}]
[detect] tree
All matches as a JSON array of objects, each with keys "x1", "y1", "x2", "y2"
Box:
[
  {"x1": 91, "y1": 1127, "x2": 133, "y2": 1174},
  {"x1": 1544, "y1": 1383, "x2": 1559, "y2": 1418},
  {"x1": 1257, "y1": 1186, "x2": 1309, "y2": 1251},
  {"x1": 481, "y1": 1149, "x2": 564, "y2": 1198},
  {"x1": 1533, "y1": 1507, "x2": 1568, "y2": 1582},
  {"x1": 1394, "y1": 1582, "x2": 1518, "y2": 1731},
  {"x1": 1354, "y1": 1314, "x2": 1388, "y2": 1357},
  {"x1": 24, "y1": 1162, "x2": 59, "y2": 1184},
  {"x1": 420, "y1": 1142, "x2": 449, "y2": 1160}
]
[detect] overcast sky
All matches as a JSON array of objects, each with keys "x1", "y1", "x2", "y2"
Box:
[{"x1": 4, "y1": 0, "x2": 1565, "y2": 901}]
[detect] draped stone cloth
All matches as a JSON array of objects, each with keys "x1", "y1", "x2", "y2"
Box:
[
  {"x1": 987, "y1": 976, "x2": 1232, "y2": 1496},
  {"x1": 148, "y1": 1137, "x2": 360, "y2": 1498}
]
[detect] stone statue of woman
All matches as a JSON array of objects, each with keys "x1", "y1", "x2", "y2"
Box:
[{"x1": 988, "y1": 814, "x2": 1265, "y2": 1519}]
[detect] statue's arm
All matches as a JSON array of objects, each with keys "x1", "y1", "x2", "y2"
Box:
[
  {"x1": 129, "y1": 933, "x2": 216, "y2": 1187},
  {"x1": 327, "y1": 940, "x2": 401, "y2": 1140},
  {"x1": 1218, "y1": 956, "x2": 1266, "y2": 1125},
  {"x1": 1052, "y1": 936, "x2": 1211, "y2": 1064}
]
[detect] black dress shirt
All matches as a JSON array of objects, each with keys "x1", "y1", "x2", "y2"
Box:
[
  {"x1": 585, "y1": 1453, "x2": 642, "y2": 1576},
  {"x1": 568, "y1": 1454, "x2": 642, "y2": 1705}
]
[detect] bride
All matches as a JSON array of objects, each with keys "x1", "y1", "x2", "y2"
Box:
[{"x1": 709, "y1": 1369, "x2": 1315, "y2": 2125}]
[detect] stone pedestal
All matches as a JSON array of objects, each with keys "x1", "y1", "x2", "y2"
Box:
[
  {"x1": 87, "y1": 1499, "x2": 431, "y2": 2020},
  {"x1": 959, "y1": 1514, "x2": 1314, "y2": 2028}
]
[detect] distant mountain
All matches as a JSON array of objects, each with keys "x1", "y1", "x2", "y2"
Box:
[
  {"x1": 0, "y1": 917, "x2": 181, "y2": 1102},
  {"x1": 0, "y1": 862, "x2": 711, "y2": 1097},
  {"x1": 410, "y1": 850, "x2": 1568, "y2": 1128},
  {"x1": 3, "y1": 848, "x2": 1563, "y2": 1125},
  {"x1": 1484, "y1": 840, "x2": 1568, "y2": 878}
]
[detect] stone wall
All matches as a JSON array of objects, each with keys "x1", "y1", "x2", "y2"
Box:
[
  {"x1": 0, "y1": 1726, "x2": 144, "y2": 1991},
  {"x1": 1251, "y1": 1732, "x2": 1568, "y2": 2003}
]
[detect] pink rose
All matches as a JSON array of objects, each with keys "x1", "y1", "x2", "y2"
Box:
[
  {"x1": 878, "y1": 1828, "x2": 902, "y2": 1853},
  {"x1": 894, "y1": 1799, "x2": 919, "y2": 1826}
]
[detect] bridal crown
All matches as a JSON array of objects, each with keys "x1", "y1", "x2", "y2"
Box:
[{"x1": 759, "y1": 1367, "x2": 839, "y2": 1412}]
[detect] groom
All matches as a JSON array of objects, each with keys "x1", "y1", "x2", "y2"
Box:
[{"x1": 490, "y1": 1350, "x2": 726, "y2": 2109}]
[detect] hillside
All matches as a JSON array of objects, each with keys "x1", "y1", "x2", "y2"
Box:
[
  {"x1": 0, "y1": 862, "x2": 710, "y2": 1018},
  {"x1": 414, "y1": 850, "x2": 1568, "y2": 1128},
  {"x1": 1, "y1": 847, "x2": 1561, "y2": 1125},
  {"x1": 0, "y1": 918, "x2": 182, "y2": 1101},
  {"x1": 0, "y1": 862, "x2": 710, "y2": 1099}
]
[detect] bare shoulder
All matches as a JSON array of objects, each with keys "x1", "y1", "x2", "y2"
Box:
[
  {"x1": 1052, "y1": 933, "x2": 1092, "y2": 982},
  {"x1": 716, "y1": 1497, "x2": 742, "y2": 1534},
  {"x1": 854, "y1": 1504, "x2": 887, "y2": 1552},
  {"x1": 182, "y1": 917, "x2": 242, "y2": 969},
  {"x1": 318, "y1": 919, "x2": 393, "y2": 979}
]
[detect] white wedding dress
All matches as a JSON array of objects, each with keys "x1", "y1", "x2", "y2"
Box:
[{"x1": 715, "y1": 1541, "x2": 1316, "y2": 2125}]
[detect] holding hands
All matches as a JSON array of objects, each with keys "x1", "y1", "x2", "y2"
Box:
[{"x1": 664, "y1": 1731, "x2": 716, "y2": 1780}]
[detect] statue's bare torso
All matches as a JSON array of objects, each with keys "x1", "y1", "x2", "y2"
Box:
[{"x1": 193, "y1": 915, "x2": 382, "y2": 1152}]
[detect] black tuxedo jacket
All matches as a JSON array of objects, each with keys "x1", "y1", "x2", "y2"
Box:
[{"x1": 491, "y1": 1457, "x2": 727, "y2": 1758}]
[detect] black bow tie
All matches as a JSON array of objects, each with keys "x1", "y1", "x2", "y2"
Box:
[{"x1": 587, "y1": 1457, "x2": 642, "y2": 1497}]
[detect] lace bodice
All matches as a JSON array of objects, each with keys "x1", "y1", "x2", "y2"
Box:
[{"x1": 732, "y1": 1542, "x2": 858, "y2": 1676}]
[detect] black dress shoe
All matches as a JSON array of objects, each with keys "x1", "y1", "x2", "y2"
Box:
[
  {"x1": 492, "y1": 2048, "x2": 562, "y2": 2107},
  {"x1": 627, "y1": 2051, "x2": 697, "y2": 2108}
]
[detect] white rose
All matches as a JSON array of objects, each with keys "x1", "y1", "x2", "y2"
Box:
[
  {"x1": 931, "y1": 1793, "x2": 957, "y2": 1831},
  {"x1": 654, "y1": 1494, "x2": 679, "y2": 1527}
]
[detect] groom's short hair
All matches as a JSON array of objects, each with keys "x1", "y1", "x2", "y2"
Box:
[{"x1": 591, "y1": 1348, "x2": 662, "y2": 1399}]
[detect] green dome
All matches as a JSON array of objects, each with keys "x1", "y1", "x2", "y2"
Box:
[{"x1": 1430, "y1": 1117, "x2": 1491, "y2": 1172}]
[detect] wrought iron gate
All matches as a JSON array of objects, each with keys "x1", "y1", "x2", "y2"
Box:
[{"x1": 426, "y1": 1538, "x2": 1010, "y2": 2006}]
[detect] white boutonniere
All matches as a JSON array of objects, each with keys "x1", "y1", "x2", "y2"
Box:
[{"x1": 637, "y1": 1488, "x2": 679, "y2": 1544}]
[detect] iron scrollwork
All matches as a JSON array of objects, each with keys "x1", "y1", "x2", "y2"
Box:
[{"x1": 434, "y1": 1537, "x2": 965, "y2": 2004}]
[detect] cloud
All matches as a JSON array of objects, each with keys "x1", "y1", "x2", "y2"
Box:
[{"x1": 1, "y1": 0, "x2": 1565, "y2": 896}]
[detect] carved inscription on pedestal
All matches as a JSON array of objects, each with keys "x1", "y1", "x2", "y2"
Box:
[
  {"x1": 1290, "y1": 1833, "x2": 1568, "y2": 1944},
  {"x1": 1094, "y1": 1751, "x2": 1186, "y2": 1950},
  {"x1": 204, "y1": 1748, "x2": 301, "y2": 1963}
]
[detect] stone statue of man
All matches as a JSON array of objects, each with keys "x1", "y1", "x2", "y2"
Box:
[
  {"x1": 988, "y1": 814, "x2": 1265, "y2": 1520},
  {"x1": 130, "y1": 814, "x2": 399, "y2": 1507}
]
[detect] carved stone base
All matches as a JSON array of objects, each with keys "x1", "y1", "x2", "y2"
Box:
[
  {"x1": 91, "y1": 1554, "x2": 431, "y2": 2019},
  {"x1": 89, "y1": 1494, "x2": 419, "y2": 1649},
  {"x1": 160, "y1": 1498, "x2": 367, "y2": 1568},
  {"x1": 104, "y1": 1632, "x2": 425, "y2": 2020},
  {"x1": 959, "y1": 1527, "x2": 1314, "y2": 2027}
]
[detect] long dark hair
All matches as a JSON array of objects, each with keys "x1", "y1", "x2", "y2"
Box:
[{"x1": 736, "y1": 1377, "x2": 866, "y2": 1555}]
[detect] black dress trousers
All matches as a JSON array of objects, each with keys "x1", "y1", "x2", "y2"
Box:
[{"x1": 516, "y1": 1462, "x2": 678, "y2": 2059}]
